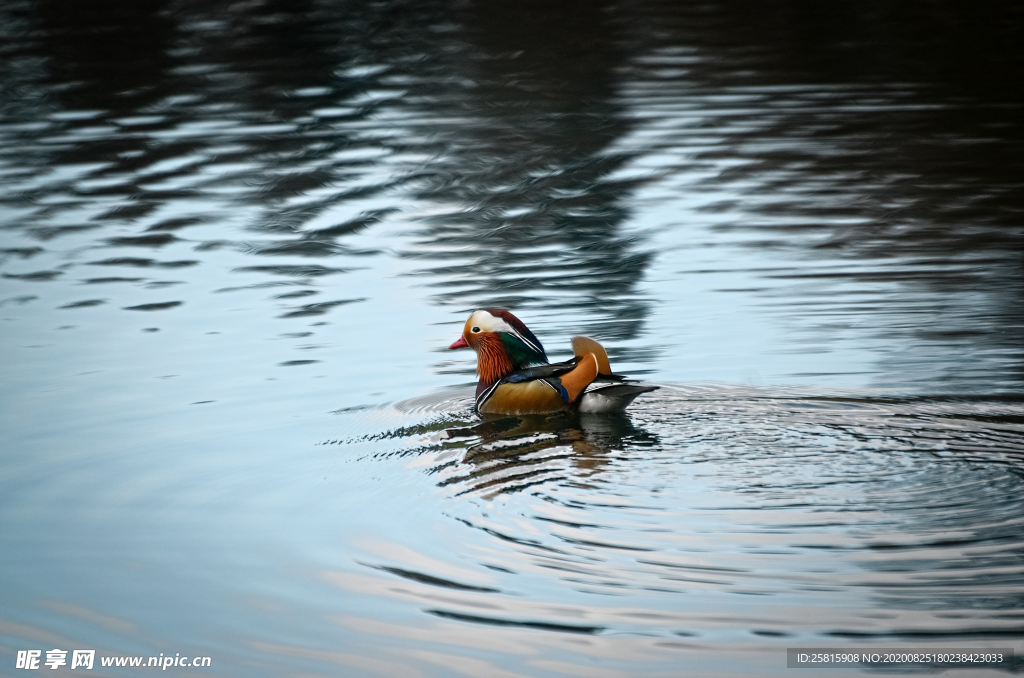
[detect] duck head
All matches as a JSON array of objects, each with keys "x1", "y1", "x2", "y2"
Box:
[{"x1": 449, "y1": 309, "x2": 548, "y2": 385}]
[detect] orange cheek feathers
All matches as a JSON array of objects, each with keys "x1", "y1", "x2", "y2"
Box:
[{"x1": 474, "y1": 334, "x2": 515, "y2": 385}]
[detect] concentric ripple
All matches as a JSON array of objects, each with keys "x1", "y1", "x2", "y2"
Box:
[{"x1": 306, "y1": 386, "x2": 1024, "y2": 674}]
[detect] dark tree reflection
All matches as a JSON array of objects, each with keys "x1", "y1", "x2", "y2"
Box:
[
  {"x1": 398, "y1": 0, "x2": 655, "y2": 343},
  {"x1": 1, "y1": 0, "x2": 1021, "y2": 387}
]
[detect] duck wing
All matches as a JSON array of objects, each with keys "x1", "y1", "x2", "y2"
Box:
[{"x1": 504, "y1": 359, "x2": 576, "y2": 382}]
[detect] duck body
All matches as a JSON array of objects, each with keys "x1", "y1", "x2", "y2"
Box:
[{"x1": 449, "y1": 309, "x2": 657, "y2": 415}]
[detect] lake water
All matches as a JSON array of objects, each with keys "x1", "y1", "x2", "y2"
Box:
[{"x1": 1, "y1": 1, "x2": 1022, "y2": 675}]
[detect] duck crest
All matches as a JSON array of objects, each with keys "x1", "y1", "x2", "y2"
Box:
[{"x1": 485, "y1": 309, "x2": 545, "y2": 357}]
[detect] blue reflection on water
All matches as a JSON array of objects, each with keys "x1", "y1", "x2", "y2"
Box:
[{"x1": 1, "y1": 0, "x2": 1023, "y2": 675}]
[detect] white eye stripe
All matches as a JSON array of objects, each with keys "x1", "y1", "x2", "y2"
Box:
[
  {"x1": 467, "y1": 310, "x2": 543, "y2": 354},
  {"x1": 468, "y1": 310, "x2": 510, "y2": 333}
]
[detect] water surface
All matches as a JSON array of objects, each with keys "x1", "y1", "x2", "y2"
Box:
[{"x1": 1, "y1": 1, "x2": 1023, "y2": 675}]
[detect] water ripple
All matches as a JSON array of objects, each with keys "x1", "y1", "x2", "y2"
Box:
[{"x1": 324, "y1": 384, "x2": 1024, "y2": 649}]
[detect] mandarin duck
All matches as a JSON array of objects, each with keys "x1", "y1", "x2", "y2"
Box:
[{"x1": 448, "y1": 309, "x2": 657, "y2": 415}]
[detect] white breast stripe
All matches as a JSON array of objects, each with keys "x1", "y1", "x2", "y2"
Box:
[{"x1": 476, "y1": 380, "x2": 502, "y2": 410}]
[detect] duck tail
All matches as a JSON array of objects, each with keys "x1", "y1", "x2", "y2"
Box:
[{"x1": 571, "y1": 336, "x2": 611, "y2": 375}]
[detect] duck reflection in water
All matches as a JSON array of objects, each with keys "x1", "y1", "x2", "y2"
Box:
[{"x1": 436, "y1": 409, "x2": 659, "y2": 497}]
